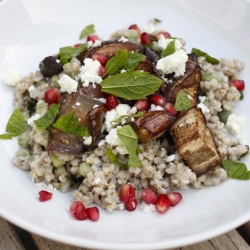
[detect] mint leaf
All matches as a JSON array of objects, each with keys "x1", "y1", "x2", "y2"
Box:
[
  {"x1": 101, "y1": 71, "x2": 163, "y2": 100},
  {"x1": 59, "y1": 43, "x2": 87, "y2": 64},
  {"x1": 174, "y1": 90, "x2": 191, "y2": 112},
  {"x1": 53, "y1": 111, "x2": 89, "y2": 136},
  {"x1": 127, "y1": 52, "x2": 146, "y2": 71},
  {"x1": 34, "y1": 103, "x2": 60, "y2": 130},
  {"x1": 79, "y1": 24, "x2": 95, "y2": 39},
  {"x1": 104, "y1": 50, "x2": 128, "y2": 77},
  {"x1": 191, "y1": 48, "x2": 219, "y2": 65},
  {"x1": 222, "y1": 159, "x2": 250, "y2": 180},
  {"x1": 0, "y1": 133, "x2": 19, "y2": 139},
  {"x1": 161, "y1": 40, "x2": 176, "y2": 58},
  {"x1": 117, "y1": 125, "x2": 141, "y2": 167},
  {"x1": 106, "y1": 148, "x2": 127, "y2": 169}
]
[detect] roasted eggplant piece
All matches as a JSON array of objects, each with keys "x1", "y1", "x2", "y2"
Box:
[
  {"x1": 77, "y1": 40, "x2": 143, "y2": 64},
  {"x1": 130, "y1": 111, "x2": 175, "y2": 143},
  {"x1": 134, "y1": 61, "x2": 161, "y2": 77},
  {"x1": 160, "y1": 60, "x2": 201, "y2": 107},
  {"x1": 169, "y1": 108, "x2": 221, "y2": 176},
  {"x1": 78, "y1": 84, "x2": 106, "y2": 99},
  {"x1": 142, "y1": 47, "x2": 160, "y2": 64},
  {"x1": 48, "y1": 92, "x2": 106, "y2": 155}
]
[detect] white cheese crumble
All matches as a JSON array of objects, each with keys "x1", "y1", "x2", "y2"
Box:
[
  {"x1": 157, "y1": 36, "x2": 183, "y2": 51},
  {"x1": 143, "y1": 22, "x2": 156, "y2": 34},
  {"x1": 27, "y1": 114, "x2": 41, "y2": 127},
  {"x1": 226, "y1": 114, "x2": 245, "y2": 136},
  {"x1": 76, "y1": 58, "x2": 102, "y2": 88},
  {"x1": 140, "y1": 201, "x2": 156, "y2": 213},
  {"x1": 197, "y1": 103, "x2": 210, "y2": 114},
  {"x1": 28, "y1": 85, "x2": 36, "y2": 94},
  {"x1": 150, "y1": 104, "x2": 164, "y2": 111},
  {"x1": 3, "y1": 70, "x2": 22, "y2": 86},
  {"x1": 58, "y1": 74, "x2": 78, "y2": 94},
  {"x1": 87, "y1": 40, "x2": 102, "y2": 48},
  {"x1": 92, "y1": 177, "x2": 102, "y2": 185},
  {"x1": 118, "y1": 36, "x2": 129, "y2": 43},
  {"x1": 166, "y1": 154, "x2": 175, "y2": 162},
  {"x1": 83, "y1": 136, "x2": 92, "y2": 145}
]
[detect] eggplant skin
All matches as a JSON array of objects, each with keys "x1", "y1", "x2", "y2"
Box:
[
  {"x1": 131, "y1": 111, "x2": 176, "y2": 143},
  {"x1": 39, "y1": 56, "x2": 63, "y2": 77}
]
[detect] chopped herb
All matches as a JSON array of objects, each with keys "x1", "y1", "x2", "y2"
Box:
[
  {"x1": 127, "y1": 52, "x2": 146, "y2": 71},
  {"x1": 34, "y1": 103, "x2": 60, "y2": 130},
  {"x1": 106, "y1": 148, "x2": 127, "y2": 169},
  {"x1": 222, "y1": 159, "x2": 250, "y2": 180},
  {"x1": 240, "y1": 92, "x2": 244, "y2": 100},
  {"x1": 53, "y1": 111, "x2": 89, "y2": 136},
  {"x1": 79, "y1": 24, "x2": 95, "y2": 39},
  {"x1": 110, "y1": 111, "x2": 144, "y2": 127},
  {"x1": 101, "y1": 71, "x2": 163, "y2": 100},
  {"x1": 117, "y1": 125, "x2": 141, "y2": 167},
  {"x1": 26, "y1": 98, "x2": 38, "y2": 115},
  {"x1": 161, "y1": 40, "x2": 176, "y2": 58},
  {"x1": 153, "y1": 18, "x2": 162, "y2": 23},
  {"x1": 174, "y1": 90, "x2": 191, "y2": 112},
  {"x1": 192, "y1": 48, "x2": 219, "y2": 65},
  {"x1": 0, "y1": 109, "x2": 26, "y2": 139}
]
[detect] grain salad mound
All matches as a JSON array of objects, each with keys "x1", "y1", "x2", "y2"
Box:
[{"x1": 2, "y1": 20, "x2": 249, "y2": 214}]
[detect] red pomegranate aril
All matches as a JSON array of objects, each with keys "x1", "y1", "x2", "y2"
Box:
[
  {"x1": 38, "y1": 190, "x2": 53, "y2": 202},
  {"x1": 105, "y1": 94, "x2": 119, "y2": 111},
  {"x1": 167, "y1": 192, "x2": 182, "y2": 207},
  {"x1": 230, "y1": 79, "x2": 245, "y2": 92},
  {"x1": 125, "y1": 198, "x2": 137, "y2": 212},
  {"x1": 44, "y1": 87, "x2": 60, "y2": 105},
  {"x1": 128, "y1": 24, "x2": 141, "y2": 36},
  {"x1": 86, "y1": 35, "x2": 100, "y2": 43},
  {"x1": 155, "y1": 31, "x2": 171, "y2": 40},
  {"x1": 134, "y1": 99, "x2": 150, "y2": 111},
  {"x1": 92, "y1": 53, "x2": 108, "y2": 66},
  {"x1": 73, "y1": 43, "x2": 82, "y2": 48},
  {"x1": 163, "y1": 102, "x2": 179, "y2": 116},
  {"x1": 141, "y1": 189, "x2": 158, "y2": 205},
  {"x1": 148, "y1": 94, "x2": 166, "y2": 106},
  {"x1": 86, "y1": 207, "x2": 100, "y2": 221},
  {"x1": 140, "y1": 32, "x2": 154, "y2": 45},
  {"x1": 70, "y1": 201, "x2": 88, "y2": 220},
  {"x1": 98, "y1": 65, "x2": 105, "y2": 76},
  {"x1": 155, "y1": 194, "x2": 170, "y2": 214},
  {"x1": 119, "y1": 184, "x2": 135, "y2": 203}
]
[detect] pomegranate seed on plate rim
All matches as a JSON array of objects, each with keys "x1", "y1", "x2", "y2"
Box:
[
  {"x1": 230, "y1": 79, "x2": 245, "y2": 92},
  {"x1": 141, "y1": 189, "x2": 158, "y2": 205},
  {"x1": 86, "y1": 207, "x2": 100, "y2": 221},
  {"x1": 167, "y1": 192, "x2": 183, "y2": 206},
  {"x1": 155, "y1": 194, "x2": 171, "y2": 214},
  {"x1": 38, "y1": 190, "x2": 53, "y2": 202},
  {"x1": 125, "y1": 198, "x2": 138, "y2": 212},
  {"x1": 70, "y1": 201, "x2": 88, "y2": 220},
  {"x1": 119, "y1": 183, "x2": 135, "y2": 203}
]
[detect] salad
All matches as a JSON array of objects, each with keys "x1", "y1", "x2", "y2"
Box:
[{"x1": 1, "y1": 20, "x2": 249, "y2": 221}]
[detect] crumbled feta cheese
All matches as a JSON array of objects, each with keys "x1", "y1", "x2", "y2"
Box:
[
  {"x1": 118, "y1": 36, "x2": 128, "y2": 43},
  {"x1": 143, "y1": 22, "x2": 155, "y2": 34},
  {"x1": 116, "y1": 144, "x2": 128, "y2": 155},
  {"x1": 157, "y1": 36, "x2": 183, "y2": 51},
  {"x1": 105, "y1": 128, "x2": 124, "y2": 147},
  {"x1": 156, "y1": 49, "x2": 188, "y2": 77},
  {"x1": 140, "y1": 201, "x2": 156, "y2": 213},
  {"x1": 197, "y1": 103, "x2": 210, "y2": 114},
  {"x1": 150, "y1": 104, "x2": 164, "y2": 111},
  {"x1": 83, "y1": 136, "x2": 92, "y2": 145},
  {"x1": 199, "y1": 96, "x2": 207, "y2": 103},
  {"x1": 77, "y1": 58, "x2": 102, "y2": 87},
  {"x1": 58, "y1": 74, "x2": 78, "y2": 94},
  {"x1": 93, "y1": 40, "x2": 102, "y2": 47},
  {"x1": 3, "y1": 70, "x2": 22, "y2": 86},
  {"x1": 120, "y1": 69, "x2": 127, "y2": 73},
  {"x1": 117, "y1": 203, "x2": 125, "y2": 210},
  {"x1": 28, "y1": 85, "x2": 36, "y2": 94},
  {"x1": 166, "y1": 154, "x2": 175, "y2": 162},
  {"x1": 75, "y1": 102, "x2": 81, "y2": 106},
  {"x1": 226, "y1": 114, "x2": 245, "y2": 136},
  {"x1": 27, "y1": 114, "x2": 41, "y2": 127}
]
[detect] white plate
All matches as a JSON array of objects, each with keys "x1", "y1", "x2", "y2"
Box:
[{"x1": 0, "y1": 0, "x2": 250, "y2": 249}]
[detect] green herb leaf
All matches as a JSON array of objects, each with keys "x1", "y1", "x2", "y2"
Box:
[
  {"x1": 106, "y1": 148, "x2": 127, "y2": 169},
  {"x1": 127, "y1": 52, "x2": 146, "y2": 71},
  {"x1": 0, "y1": 133, "x2": 19, "y2": 139},
  {"x1": 174, "y1": 90, "x2": 192, "y2": 112},
  {"x1": 191, "y1": 48, "x2": 219, "y2": 65},
  {"x1": 104, "y1": 50, "x2": 128, "y2": 77},
  {"x1": 240, "y1": 92, "x2": 244, "y2": 101},
  {"x1": 53, "y1": 111, "x2": 89, "y2": 136},
  {"x1": 59, "y1": 43, "x2": 88, "y2": 64},
  {"x1": 110, "y1": 111, "x2": 145, "y2": 127},
  {"x1": 161, "y1": 40, "x2": 176, "y2": 58},
  {"x1": 222, "y1": 159, "x2": 250, "y2": 180},
  {"x1": 101, "y1": 71, "x2": 163, "y2": 100},
  {"x1": 34, "y1": 103, "x2": 60, "y2": 130},
  {"x1": 79, "y1": 24, "x2": 95, "y2": 39},
  {"x1": 26, "y1": 98, "x2": 38, "y2": 115},
  {"x1": 117, "y1": 125, "x2": 141, "y2": 167},
  {"x1": 153, "y1": 18, "x2": 161, "y2": 23}
]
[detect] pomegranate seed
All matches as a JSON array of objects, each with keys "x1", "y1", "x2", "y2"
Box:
[
  {"x1": 134, "y1": 99, "x2": 150, "y2": 111},
  {"x1": 128, "y1": 24, "x2": 141, "y2": 36},
  {"x1": 38, "y1": 190, "x2": 53, "y2": 202},
  {"x1": 155, "y1": 31, "x2": 171, "y2": 40},
  {"x1": 92, "y1": 53, "x2": 108, "y2": 66},
  {"x1": 155, "y1": 194, "x2": 170, "y2": 214},
  {"x1": 167, "y1": 192, "x2": 182, "y2": 207},
  {"x1": 70, "y1": 201, "x2": 88, "y2": 220},
  {"x1": 230, "y1": 79, "x2": 245, "y2": 92},
  {"x1": 125, "y1": 198, "x2": 137, "y2": 212},
  {"x1": 105, "y1": 94, "x2": 119, "y2": 111},
  {"x1": 119, "y1": 184, "x2": 135, "y2": 203},
  {"x1": 141, "y1": 189, "x2": 158, "y2": 204},
  {"x1": 163, "y1": 102, "x2": 179, "y2": 116},
  {"x1": 86, "y1": 207, "x2": 100, "y2": 221},
  {"x1": 44, "y1": 87, "x2": 60, "y2": 105},
  {"x1": 86, "y1": 35, "x2": 100, "y2": 43},
  {"x1": 98, "y1": 65, "x2": 105, "y2": 76},
  {"x1": 140, "y1": 32, "x2": 155, "y2": 45},
  {"x1": 73, "y1": 43, "x2": 82, "y2": 48},
  {"x1": 148, "y1": 94, "x2": 166, "y2": 106}
]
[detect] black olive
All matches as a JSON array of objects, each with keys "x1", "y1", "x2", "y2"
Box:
[
  {"x1": 142, "y1": 47, "x2": 160, "y2": 64},
  {"x1": 39, "y1": 56, "x2": 63, "y2": 77}
]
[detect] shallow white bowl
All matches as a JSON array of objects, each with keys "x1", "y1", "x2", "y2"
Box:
[{"x1": 0, "y1": 0, "x2": 250, "y2": 249}]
